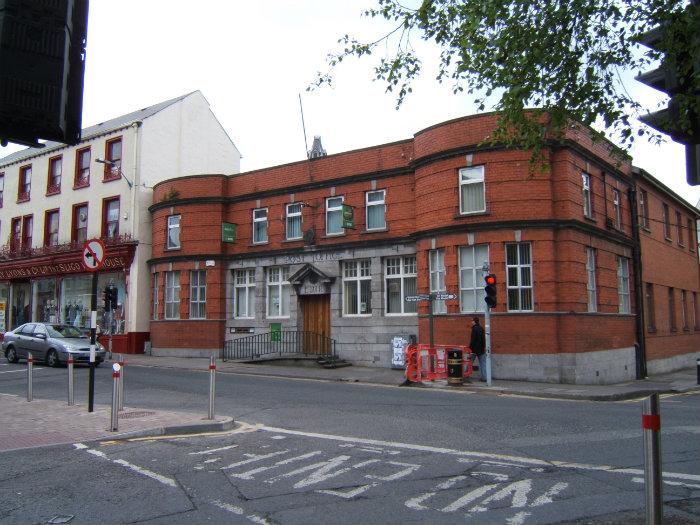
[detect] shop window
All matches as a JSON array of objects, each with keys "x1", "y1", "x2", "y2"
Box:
[
  {"x1": 44, "y1": 210, "x2": 59, "y2": 247},
  {"x1": 21, "y1": 215, "x2": 32, "y2": 251},
  {"x1": 645, "y1": 283, "x2": 656, "y2": 332},
  {"x1": 385, "y1": 256, "x2": 417, "y2": 315},
  {"x1": 0, "y1": 172, "x2": 4, "y2": 207},
  {"x1": 165, "y1": 271, "x2": 181, "y2": 319},
  {"x1": 326, "y1": 196, "x2": 344, "y2": 236},
  {"x1": 104, "y1": 137, "x2": 122, "y2": 181},
  {"x1": 343, "y1": 260, "x2": 372, "y2": 316},
  {"x1": 458, "y1": 244, "x2": 489, "y2": 312},
  {"x1": 10, "y1": 217, "x2": 21, "y2": 252},
  {"x1": 639, "y1": 190, "x2": 649, "y2": 229},
  {"x1": 506, "y1": 243, "x2": 534, "y2": 311},
  {"x1": 47, "y1": 156, "x2": 62, "y2": 194},
  {"x1": 266, "y1": 266, "x2": 290, "y2": 318},
  {"x1": 253, "y1": 208, "x2": 268, "y2": 244},
  {"x1": 152, "y1": 272, "x2": 159, "y2": 320},
  {"x1": 586, "y1": 247, "x2": 597, "y2": 312},
  {"x1": 18, "y1": 165, "x2": 31, "y2": 202},
  {"x1": 0, "y1": 283, "x2": 8, "y2": 331},
  {"x1": 366, "y1": 190, "x2": 386, "y2": 230},
  {"x1": 612, "y1": 189, "x2": 622, "y2": 229},
  {"x1": 190, "y1": 270, "x2": 206, "y2": 319},
  {"x1": 234, "y1": 268, "x2": 256, "y2": 318},
  {"x1": 103, "y1": 197, "x2": 120, "y2": 239},
  {"x1": 75, "y1": 147, "x2": 90, "y2": 187},
  {"x1": 72, "y1": 204, "x2": 88, "y2": 244},
  {"x1": 429, "y1": 249, "x2": 446, "y2": 314},
  {"x1": 60, "y1": 273, "x2": 126, "y2": 333},
  {"x1": 582, "y1": 173, "x2": 592, "y2": 218},
  {"x1": 33, "y1": 278, "x2": 58, "y2": 323},
  {"x1": 459, "y1": 166, "x2": 485, "y2": 215},
  {"x1": 167, "y1": 215, "x2": 180, "y2": 249},
  {"x1": 662, "y1": 203, "x2": 671, "y2": 240},
  {"x1": 286, "y1": 203, "x2": 302, "y2": 240},
  {"x1": 617, "y1": 257, "x2": 631, "y2": 314}
]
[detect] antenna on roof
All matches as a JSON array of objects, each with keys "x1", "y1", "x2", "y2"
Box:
[{"x1": 299, "y1": 93, "x2": 309, "y2": 159}]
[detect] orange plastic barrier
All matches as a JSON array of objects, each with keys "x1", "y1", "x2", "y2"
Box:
[{"x1": 404, "y1": 344, "x2": 473, "y2": 382}]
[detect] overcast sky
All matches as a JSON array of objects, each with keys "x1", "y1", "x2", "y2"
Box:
[{"x1": 2, "y1": 0, "x2": 698, "y2": 206}]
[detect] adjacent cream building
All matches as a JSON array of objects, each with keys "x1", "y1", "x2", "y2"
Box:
[{"x1": 0, "y1": 91, "x2": 240, "y2": 353}]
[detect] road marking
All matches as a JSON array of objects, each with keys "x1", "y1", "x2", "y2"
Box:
[
  {"x1": 189, "y1": 444, "x2": 239, "y2": 455},
  {"x1": 210, "y1": 500, "x2": 272, "y2": 524},
  {"x1": 113, "y1": 459, "x2": 178, "y2": 488},
  {"x1": 257, "y1": 424, "x2": 700, "y2": 484},
  {"x1": 632, "y1": 477, "x2": 700, "y2": 489},
  {"x1": 73, "y1": 442, "x2": 178, "y2": 488},
  {"x1": 0, "y1": 367, "x2": 45, "y2": 374},
  {"x1": 0, "y1": 392, "x2": 19, "y2": 397}
]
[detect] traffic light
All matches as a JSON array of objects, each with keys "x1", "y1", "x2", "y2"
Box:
[
  {"x1": 484, "y1": 274, "x2": 497, "y2": 309},
  {"x1": 0, "y1": 0, "x2": 89, "y2": 147},
  {"x1": 635, "y1": 7, "x2": 700, "y2": 185},
  {"x1": 103, "y1": 286, "x2": 118, "y2": 311}
]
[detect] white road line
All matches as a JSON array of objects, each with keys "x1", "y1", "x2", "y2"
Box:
[
  {"x1": 189, "y1": 444, "x2": 239, "y2": 455},
  {"x1": 258, "y1": 424, "x2": 700, "y2": 483},
  {"x1": 210, "y1": 500, "x2": 272, "y2": 524},
  {"x1": 73, "y1": 442, "x2": 178, "y2": 488},
  {"x1": 113, "y1": 459, "x2": 178, "y2": 488},
  {"x1": 0, "y1": 392, "x2": 19, "y2": 397}
]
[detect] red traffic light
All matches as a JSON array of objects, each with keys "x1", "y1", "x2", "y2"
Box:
[
  {"x1": 484, "y1": 273, "x2": 497, "y2": 308},
  {"x1": 485, "y1": 274, "x2": 496, "y2": 285}
]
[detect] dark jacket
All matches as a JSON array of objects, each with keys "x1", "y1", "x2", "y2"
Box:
[{"x1": 469, "y1": 323, "x2": 485, "y2": 355}]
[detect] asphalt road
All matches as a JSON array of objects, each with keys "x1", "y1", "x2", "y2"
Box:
[{"x1": 1, "y1": 363, "x2": 699, "y2": 524}]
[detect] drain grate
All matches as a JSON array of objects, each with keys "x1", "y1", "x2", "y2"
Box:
[{"x1": 118, "y1": 411, "x2": 156, "y2": 419}]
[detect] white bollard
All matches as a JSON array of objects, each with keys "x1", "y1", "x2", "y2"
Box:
[
  {"x1": 208, "y1": 356, "x2": 216, "y2": 420},
  {"x1": 643, "y1": 393, "x2": 662, "y2": 525},
  {"x1": 67, "y1": 356, "x2": 75, "y2": 406},
  {"x1": 118, "y1": 354, "x2": 125, "y2": 411},
  {"x1": 27, "y1": 353, "x2": 33, "y2": 402},
  {"x1": 110, "y1": 363, "x2": 121, "y2": 432}
]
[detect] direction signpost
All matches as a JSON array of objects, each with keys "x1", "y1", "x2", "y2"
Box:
[
  {"x1": 405, "y1": 292, "x2": 457, "y2": 348},
  {"x1": 81, "y1": 239, "x2": 105, "y2": 413}
]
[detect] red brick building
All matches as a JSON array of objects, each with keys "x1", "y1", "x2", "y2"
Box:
[{"x1": 148, "y1": 113, "x2": 700, "y2": 384}]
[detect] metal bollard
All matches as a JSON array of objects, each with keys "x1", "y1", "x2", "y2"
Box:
[
  {"x1": 643, "y1": 393, "x2": 663, "y2": 525},
  {"x1": 67, "y1": 357, "x2": 75, "y2": 406},
  {"x1": 27, "y1": 353, "x2": 33, "y2": 402},
  {"x1": 207, "y1": 356, "x2": 216, "y2": 420},
  {"x1": 110, "y1": 363, "x2": 121, "y2": 432},
  {"x1": 118, "y1": 354, "x2": 125, "y2": 411}
]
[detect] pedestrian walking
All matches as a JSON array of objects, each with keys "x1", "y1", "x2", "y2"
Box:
[{"x1": 469, "y1": 316, "x2": 487, "y2": 381}]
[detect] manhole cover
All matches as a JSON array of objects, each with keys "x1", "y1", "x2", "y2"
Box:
[{"x1": 118, "y1": 411, "x2": 156, "y2": 419}]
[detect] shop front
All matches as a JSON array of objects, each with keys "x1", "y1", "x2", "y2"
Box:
[{"x1": 0, "y1": 242, "x2": 136, "y2": 353}]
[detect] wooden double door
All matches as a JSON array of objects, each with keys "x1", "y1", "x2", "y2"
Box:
[{"x1": 300, "y1": 294, "x2": 331, "y2": 355}]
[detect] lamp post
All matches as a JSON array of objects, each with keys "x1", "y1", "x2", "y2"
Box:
[{"x1": 95, "y1": 158, "x2": 133, "y2": 188}]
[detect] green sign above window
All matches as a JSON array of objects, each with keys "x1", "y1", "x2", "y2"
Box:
[
  {"x1": 222, "y1": 222, "x2": 237, "y2": 243},
  {"x1": 342, "y1": 204, "x2": 355, "y2": 229}
]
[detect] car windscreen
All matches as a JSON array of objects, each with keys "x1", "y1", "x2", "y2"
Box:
[{"x1": 46, "y1": 325, "x2": 85, "y2": 338}]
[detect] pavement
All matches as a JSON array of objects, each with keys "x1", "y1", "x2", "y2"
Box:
[{"x1": 1, "y1": 353, "x2": 698, "y2": 452}]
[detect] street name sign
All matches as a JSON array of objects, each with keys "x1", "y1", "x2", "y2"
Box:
[
  {"x1": 432, "y1": 292, "x2": 457, "y2": 301},
  {"x1": 405, "y1": 294, "x2": 431, "y2": 302}
]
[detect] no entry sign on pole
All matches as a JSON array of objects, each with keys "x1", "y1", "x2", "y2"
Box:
[{"x1": 81, "y1": 239, "x2": 106, "y2": 272}]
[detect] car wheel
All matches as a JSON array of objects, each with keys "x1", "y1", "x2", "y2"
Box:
[
  {"x1": 5, "y1": 346, "x2": 19, "y2": 364},
  {"x1": 46, "y1": 349, "x2": 60, "y2": 368}
]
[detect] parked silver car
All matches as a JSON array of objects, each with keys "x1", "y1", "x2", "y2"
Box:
[{"x1": 2, "y1": 323, "x2": 106, "y2": 367}]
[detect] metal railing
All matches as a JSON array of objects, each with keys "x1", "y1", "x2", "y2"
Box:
[{"x1": 223, "y1": 330, "x2": 337, "y2": 362}]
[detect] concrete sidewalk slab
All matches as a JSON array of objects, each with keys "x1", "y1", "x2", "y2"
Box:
[{"x1": 0, "y1": 393, "x2": 234, "y2": 453}]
